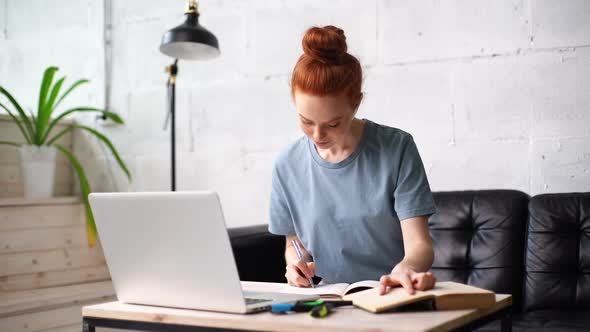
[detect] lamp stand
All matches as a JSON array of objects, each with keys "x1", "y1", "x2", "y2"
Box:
[
  {"x1": 165, "y1": 59, "x2": 178, "y2": 191},
  {"x1": 160, "y1": 0, "x2": 220, "y2": 192}
]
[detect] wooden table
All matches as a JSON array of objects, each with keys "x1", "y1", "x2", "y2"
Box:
[{"x1": 82, "y1": 283, "x2": 512, "y2": 332}]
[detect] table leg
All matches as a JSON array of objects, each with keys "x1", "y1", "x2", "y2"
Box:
[
  {"x1": 500, "y1": 312, "x2": 512, "y2": 332},
  {"x1": 83, "y1": 319, "x2": 95, "y2": 332}
]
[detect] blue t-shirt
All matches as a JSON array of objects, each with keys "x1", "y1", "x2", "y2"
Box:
[{"x1": 268, "y1": 119, "x2": 436, "y2": 283}]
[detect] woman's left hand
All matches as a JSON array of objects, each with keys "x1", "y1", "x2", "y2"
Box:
[{"x1": 378, "y1": 267, "x2": 436, "y2": 295}]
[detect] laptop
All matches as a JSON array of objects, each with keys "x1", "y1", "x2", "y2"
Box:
[{"x1": 89, "y1": 191, "x2": 317, "y2": 313}]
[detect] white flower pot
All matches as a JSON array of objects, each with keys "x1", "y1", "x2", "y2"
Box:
[{"x1": 18, "y1": 145, "x2": 57, "y2": 198}]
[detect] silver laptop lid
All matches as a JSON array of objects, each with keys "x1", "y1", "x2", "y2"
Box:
[{"x1": 89, "y1": 191, "x2": 248, "y2": 313}]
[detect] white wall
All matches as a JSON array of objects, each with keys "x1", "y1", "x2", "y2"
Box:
[
  {"x1": 2, "y1": 0, "x2": 589, "y2": 227},
  {"x1": 0, "y1": 0, "x2": 105, "y2": 197}
]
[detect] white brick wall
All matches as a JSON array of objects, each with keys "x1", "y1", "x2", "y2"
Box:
[
  {"x1": 0, "y1": 0, "x2": 6, "y2": 40},
  {"x1": 378, "y1": 0, "x2": 530, "y2": 63},
  {"x1": 1, "y1": 0, "x2": 105, "y2": 110},
  {"x1": 1, "y1": 0, "x2": 589, "y2": 227},
  {"x1": 532, "y1": 0, "x2": 590, "y2": 48}
]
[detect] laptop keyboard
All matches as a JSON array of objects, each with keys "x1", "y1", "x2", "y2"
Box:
[{"x1": 245, "y1": 297, "x2": 272, "y2": 305}]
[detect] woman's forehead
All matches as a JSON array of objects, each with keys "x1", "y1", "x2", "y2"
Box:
[{"x1": 294, "y1": 91, "x2": 351, "y2": 121}]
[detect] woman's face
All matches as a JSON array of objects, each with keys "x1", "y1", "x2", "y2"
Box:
[{"x1": 293, "y1": 90, "x2": 357, "y2": 150}]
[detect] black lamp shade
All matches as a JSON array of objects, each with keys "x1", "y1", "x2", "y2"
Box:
[{"x1": 160, "y1": 12, "x2": 220, "y2": 60}]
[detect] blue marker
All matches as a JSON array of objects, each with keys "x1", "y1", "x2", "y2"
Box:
[{"x1": 271, "y1": 303, "x2": 295, "y2": 313}]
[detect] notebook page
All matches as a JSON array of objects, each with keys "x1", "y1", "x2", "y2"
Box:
[
  {"x1": 344, "y1": 280, "x2": 381, "y2": 295},
  {"x1": 281, "y1": 283, "x2": 349, "y2": 296},
  {"x1": 241, "y1": 281, "x2": 349, "y2": 297}
]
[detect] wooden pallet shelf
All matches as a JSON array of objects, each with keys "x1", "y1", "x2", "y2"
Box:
[{"x1": 0, "y1": 197, "x2": 115, "y2": 331}]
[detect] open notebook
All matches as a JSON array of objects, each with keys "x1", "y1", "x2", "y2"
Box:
[
  {"x1": 342, "y1": 281, "x2": 496, "y2": 313},
  {"x1": 241, "y1": 281, "x2": 496, "y2": 312},
  {"x1": 241, "y1": 280, "x2": 381, "y2": 298},
  {"x1": 281, "y1": 280, "x2": 381, "y2": 298}
]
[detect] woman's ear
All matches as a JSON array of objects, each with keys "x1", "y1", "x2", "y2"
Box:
[{"x1": 352, "y1": 92, "x2": 364, "y2": 113}]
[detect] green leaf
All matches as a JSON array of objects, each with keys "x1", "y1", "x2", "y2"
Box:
[
  {"x1": 44, "y1": 126, "x2": 71, "y2": 146},
  {"x1": 28, "y1": 109, "x2": 38, "y2": 141},
  {"x1": 0, "y1": 86, "x2": 36, "y2": 143},
  {"x1": 48, "y1": 125, "x2": 131, "y2": 181},
  {"x1": 42, "y1": 107, "x2": 124, "y2": 143},
  {"x1": 0, "y1": 141, "x2": 20, "y2": 147},
  {"x1": 38, "y1": 67, "x2": 58, "y2": 114},
  {"x1": 0, "y1": 101, "x2": 33, "y2": 144},
  {"x1": 36, "y1": 67, "x2": 58, "y2": 144},
  {"x1": 45, "y1": 76, "x2": 65, "y2": 112},
  {"x1": 53, "y1": 79, "x2": 88, "y2": 111},
  {"x1": 37, "y1": 76, "x2": 65, "y2": 143},
  {"x1": 55, "y1": 144, "x2": 98, "y2": 247}
]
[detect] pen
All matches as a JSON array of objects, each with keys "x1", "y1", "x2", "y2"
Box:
[{"x1": 291, "y1": 239, "x2": 315, "y2": 288}]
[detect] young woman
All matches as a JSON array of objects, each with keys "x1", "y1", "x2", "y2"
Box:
[{"x1": 269, "y1": 26, "x2": 437, "y2": 295}]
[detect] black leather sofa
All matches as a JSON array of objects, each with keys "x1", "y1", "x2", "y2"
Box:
[{"x1": 227, "y1": 190, "x2": 590, "y2": 332}]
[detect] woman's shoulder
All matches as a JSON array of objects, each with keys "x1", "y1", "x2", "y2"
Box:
[
  {"x1": 365, "y1": 119, "x2": 415, "y2": 147},
  {"x1": 273, "y1": 136, "x2": 308, "y2": 168}
]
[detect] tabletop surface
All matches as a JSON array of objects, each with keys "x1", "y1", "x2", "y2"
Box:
[{"x1": 82, "y1": 282, "x2": 512, "y2": 332}]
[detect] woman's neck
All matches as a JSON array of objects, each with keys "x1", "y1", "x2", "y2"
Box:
[{"x1": 317, "y1": 118, "x2": 366, "y2": 163}]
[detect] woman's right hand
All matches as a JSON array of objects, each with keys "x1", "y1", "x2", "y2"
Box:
[{"x1": 285, "y1": 259, "x2": 316, "y2": 287}]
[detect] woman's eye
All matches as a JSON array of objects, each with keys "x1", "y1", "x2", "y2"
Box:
[{"x1": 328, "y1": 123, "x2": 340, "y2": 128}]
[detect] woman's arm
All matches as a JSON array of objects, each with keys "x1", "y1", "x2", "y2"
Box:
[
  {"x1": 284, "y1": 234, "x2": 316, "y2": 287},
  {"x1": 379, "y1": 216, "x2": 436, "y2": 295},
  {"x1": 397, "y1": 216, "x2": 434, "y2": 272}
]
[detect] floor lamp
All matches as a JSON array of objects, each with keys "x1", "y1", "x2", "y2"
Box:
[{"x1": 159, "y1": 0, "x2": 220, "y2": 191}]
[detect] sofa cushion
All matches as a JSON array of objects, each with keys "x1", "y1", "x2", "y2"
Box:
[
  {"x1": 523, "y1": 193, "x2": 590, "y2": 311},
  {"x1": 429, "y1": 190, "x2": 529, "y2": 311},
  {"x1": 476, "y1": 309, "x2": 590, "y2": 332}
]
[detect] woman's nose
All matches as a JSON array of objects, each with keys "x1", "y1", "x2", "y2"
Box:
[{"x1": 313, "y1": 127, "x2": 325, "y2": 140}]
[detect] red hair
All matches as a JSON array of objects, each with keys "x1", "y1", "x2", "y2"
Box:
[{"x1": 291, "y1": 26, "x2": 363, "y2": 107}]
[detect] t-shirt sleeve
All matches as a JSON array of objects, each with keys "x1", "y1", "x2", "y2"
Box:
[
  {"x1": 393, "y1": 135, "x2": 437, "y2": 221},
  {"x1": 268, "y1": 162, "x2": 296, "y2": 235}
]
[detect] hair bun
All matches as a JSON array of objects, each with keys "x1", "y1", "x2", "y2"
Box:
[{"x1": 302, "y1": 25, "x2": 347, "y2": 65}]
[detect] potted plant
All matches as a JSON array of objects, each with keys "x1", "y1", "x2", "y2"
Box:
[{"x1": 0, "y1": 66, "x2": 131, "y2": 246}]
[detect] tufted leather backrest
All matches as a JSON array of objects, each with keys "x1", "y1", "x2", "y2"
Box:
[
  {"x1": 429, "y1": 190, "x2": 529, "y2": 311},
  {"x1": 523, "y1": 193, "x2": 590, "y2": 311},
  {"x1": 228, "y1": 225, "x2": 287, "y2": 283}
]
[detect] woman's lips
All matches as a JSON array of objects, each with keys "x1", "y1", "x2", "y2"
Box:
[{"x1": 315, "y1": 141, "x2": 330, "y2": 146}]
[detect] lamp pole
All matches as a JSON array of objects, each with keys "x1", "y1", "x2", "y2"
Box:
[
  {"x1": 159, "y1": 0, "x2": 219, "y2": 191},
  {"x1": 166, "y1": 60, "x2": 178, "y2": 191}
]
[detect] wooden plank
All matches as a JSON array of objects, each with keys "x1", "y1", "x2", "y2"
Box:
[
  {"x1": 0, "y1": 124, "x2": 72, "y2": 150},
  {"x1": 0, "y1": 224, "x2": 88, "y2": 254},
  {"x1": 0, "y1": 113, "x2": 74, "y2": 125},
  {"x1": 36, "y1": 323, "x2": 85, "y2": 332},
  {"x1": 0, "y1": 203, "x2": 83, "y2": 230},
  {"x1": 0, "y1": 304, "x2": 82, "y2": 332},
  {"x1": 39, "y1": 324, "x2": 130, "y2": 332},
  {"x1": 0, "y1": 148, "x2": 72, "y2": 166},
  {"x1": 0, "y1": 164, "x2": 74, "y2": 198},
  {"x1": 0, "y1": 297, "x2": 113, "y2": 332},
  {"x1": 0, "y1": 122, "x2": 73, "y2": 164},
  {"x1": 0, "y1": 145, "x2": 73, "y2": 162},
  {"x1": 83, "y1": 294, "x2": 511, "y2": 332},
  {"x1": 0, "y1": 280, "x2": 115, "y2": 317},
  {"x1": 37, "y1": 323, "x2": 130, "y2": 332},
  {"x1": 0, "y1": 245, "x2": 106, "y2": 277},
  {"x1": 0, "y1": 265, "x2": 111, "y2": 292},
  {"x1": 0, "y1": 183, "x2": 73, "y2": 199},
  {"x1": 0, "y1": 164, "x2": 73, "y2": 183},
  {"x1": 0, "y1": 116, "x2": 74, "y2": 198},
  {"x1": 0, "y1": 196, "x2": 80, "y2": 207}
]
